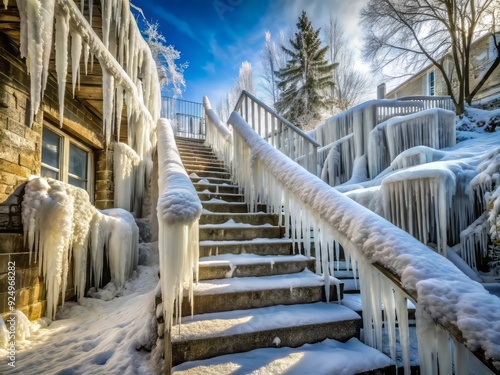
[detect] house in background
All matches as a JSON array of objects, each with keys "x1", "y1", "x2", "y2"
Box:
[
  {"x1": 0, "y1": 0, "x2": 159, "y2": 320},
  {"x1": 385, "y1": 33, "x2": 500, "y2": 104}
]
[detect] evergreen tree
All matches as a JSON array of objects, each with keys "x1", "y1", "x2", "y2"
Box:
[{"x1": 275, "y1": 11, "x2": 334, "y2": 128}]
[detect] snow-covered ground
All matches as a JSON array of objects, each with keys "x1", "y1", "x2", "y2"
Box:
[{"x1": 0, "y1": 242, "x2": 162, "y2": 375}]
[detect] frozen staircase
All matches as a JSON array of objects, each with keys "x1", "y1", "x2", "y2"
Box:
[{"x1": 170, "y1": 137, "x2": 396, "y2": 374}]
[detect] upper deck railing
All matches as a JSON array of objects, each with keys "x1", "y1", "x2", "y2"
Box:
[
  {"x1": 234, "y1": 90, "x2": 321, "y2": 176},
  {"x1": 162, "y1": 97, "x2": 205, "y2": 140}
]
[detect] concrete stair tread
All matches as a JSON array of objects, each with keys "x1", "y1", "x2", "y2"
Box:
[
  {"x1": 200, "y1": 212, "x2": 278, "y2": 225},
  {"x1": 172, "y1": 302, "x2": 359, "y2": 342},
  {"x1": 172, "y1": 337, "x2": 394, "y2": 374},
  {"x1": 200, "y1": 221, "x2": 277, "y2": 229},
  {"x1": 188, "y1": 269, "x2": 323, "y2": 296},
  {"x1": 194, "y1": 182, "x2": 238, "y2": 189},
  {"x1": 199, "y1": 238, "x2": 293, "y2": 247},
  {"x1": 197, "y1": 192, "x2": 244, "y2": 202},
  {"x1": 197, "y1": 253, "x2": 314, "y2": 279},
  {"x1": 199, "y1": 253, "x2": 311, "y2": 267}
]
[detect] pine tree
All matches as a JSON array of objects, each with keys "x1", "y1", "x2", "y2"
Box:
[{"x1": 275, "y1": 11, "x2": 334, "y2": 128}]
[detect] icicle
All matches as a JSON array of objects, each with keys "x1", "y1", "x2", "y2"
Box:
[
  {"x1": 16, "y1": 0, "x2": 56, "y2": 124},
  {"x1": 115, "y1": 84, "x2": 124, "y2": 141},
  {"x1": 101, "y1": 67, "x2": 115, "y2": 145},
  {"x1": 70, "y1": 30, "x2": 82, "y2": 97},
  {"x1": 55, "y1": 7, "x2": 70, "y2": 127}
]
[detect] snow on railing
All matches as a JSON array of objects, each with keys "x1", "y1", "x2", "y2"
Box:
[
  {"x1": 397, "y1": 95, "x2": 455, "y2": 111},
  {"x1": 234, "y1": 90, "x2": 320, "y2": 176},
  {"x1": 216, "y1": 110, "x2": 500, "y2": 374},
  {"x1": 156, "y1": 119, "x2": 202, "y2": 368},
  {"x1": 20, "y1": 177, "x2": 138, "y2": 320},
  {"x1": 203, "y1": 96, "x2": 232, "y2": 165},
  {"x1": 368, "y1": 108, "x2": 456, "y2": 178}
]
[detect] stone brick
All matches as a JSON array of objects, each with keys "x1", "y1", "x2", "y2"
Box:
[
  {"x1": 6, "y1": 119, "x2": 25, "y2": 137},
  {"x1": 95, "y1": 191, "x2": 114, "y2": 201},
  {"x1": 0, "y1": 171, "x2": 19, "y2": 189},
  {"x1": 0, "y1": 146, "x2": 19, "y2": 165},
  {"x1": 0, "y1": 159, "x2": 30, "y2": 178},
  {"x1": 0, "y1": 233, "x2": 24, "y2": 254},
  {"x1": 24, "y1": 127, "x2": 41, "y2": 144},
  {"x1": 0, "y1": 206, "x2": 8, "y2": 214},
  {"x1": 96, "y1": 170, "x2": 113, "y2": 181},
  {"x1": 19, "y1": 154, "x2": 36, "y2": 170},
  {"x1": 0, "y1": 214, "x2": 8, "y2": 229},
  {"x1": 96, "y1": 180, "x2": 114, "y2": 191}
]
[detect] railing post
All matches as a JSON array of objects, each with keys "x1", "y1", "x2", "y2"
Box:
[{"x1": 164, "y1": 327, "x2": 172, "y2": 375}]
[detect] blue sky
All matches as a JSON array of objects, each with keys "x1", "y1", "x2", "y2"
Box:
[{"x1": 131, "y1": 0, "x2": 371, "y2": 105}]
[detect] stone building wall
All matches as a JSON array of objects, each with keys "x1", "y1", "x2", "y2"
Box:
[{"x1": 0, "y1": 32, "x2": 112, "y2": 320}]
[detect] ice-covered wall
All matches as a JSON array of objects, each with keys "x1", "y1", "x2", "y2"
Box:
[{"x1": 22, "y1": 177, "x2": 139, "y2": 319}]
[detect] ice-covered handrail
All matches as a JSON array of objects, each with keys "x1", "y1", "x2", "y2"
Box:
[
  {"x1": 203, "y1": 96, "x2": 232, "y2": 165},
  {"x1": 156, "y1": 118, "x2": 201, "y2": 371},
  {"x1": 234, "y1": 90, "x2": 320, "y2": 176},
  {"x1": 226, "y1": 110, "x2": 500, "y2": 373}
]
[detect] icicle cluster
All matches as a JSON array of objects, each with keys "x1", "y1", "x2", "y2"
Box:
[
  {"x1": 114, "y1": 142, "x2": 140, "y2": 212},
  {"x1": 15, "y1": 0, "x2": 161, "y2": 214},
  {"x1": 156, "y1": 119, "x2": 202, "y2": 330},
  {"x1": 221, "y1": 110, "x2": 500, "y2": 373},
  {"x1": 22, "y1": 177, "x2": 139, "y2": 319},
  {"x1": 367, "y1": 109, "x2": 455, "y2": 178},
  {"x1": 203, "y1": 96, "x2": 232, "y2": 165},
  {"x1": 308, "y1": 100, "x2": 426, "y2": 185}
]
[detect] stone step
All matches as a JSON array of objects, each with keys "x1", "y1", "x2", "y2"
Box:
[
  {"x1": 188, "y1": 170, "x2": 231, "y2": 180},
  {"x1": 178, "y1": 148, "x2": 216, "y2": 158},
  {"x1": 171, "y1": 303, "x2": 363, "y2": 367},
  {"x1": 175, "y1": 137, "x2": 205, "y2": 145},
  {"x1": 180, "y1": 270, "x2": 342, "y2": 316},
  {"x1": 190, "y1": 176, "x2": 234, "y2": 185},
  {"x1": 198, "y1": 254, "x2": 315, "y2": 280},
  {"x1": 194, "y1": 183, "x2": 239, "y2": 194},
  {"x1": 199, "y1": 238, "x2": 295, "y2": 257},
  {"x1": 199, "y1": 223, "x2": 282, "y2": 241},
  {"x1": 201, "y1": 202, "x2": 267, "y2": 213},
  {"x1": 199, "y1": 212, "x2": 279, "y2": 225},
  {"x1": 183, "y1": 163, "x2": 228, "y2": 173},
  {"x1": 197, "y1": 192, "x2": 244, "y2": 203},
  {"x1": 181, "y1": 154, "x2": 220, "y2": 163}
]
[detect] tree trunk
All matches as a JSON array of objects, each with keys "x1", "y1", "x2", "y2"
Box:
[{"x1": 466, "y1": 54, "x2": 500, "y2": 104}]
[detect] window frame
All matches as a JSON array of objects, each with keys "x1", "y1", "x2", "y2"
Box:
[
  {"x1": 41, "y1": 123, "x2": 94, "y2": 201},
  {"x1": 427, "y1": 70, "x2": 435, "y2": 96}
]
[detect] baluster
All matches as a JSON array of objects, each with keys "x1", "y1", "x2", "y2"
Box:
[{"x1": 264, "y1": 110, "x2": 269, "y2": 143}]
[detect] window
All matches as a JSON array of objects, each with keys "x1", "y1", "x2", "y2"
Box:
[
  {"x1": 41, "y1": 125, "x2": 93, "y2": 195},
  {"x1": 428, "y1": 70, "x2": 435, "y2": 96}
]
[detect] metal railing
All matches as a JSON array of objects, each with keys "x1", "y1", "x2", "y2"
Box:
[
  {"x1": 234, "y1": 90, "x2": 321, "y2": 176},
  {"x1": 161, "y1": 97, "x2": 205, "y2": 140},
  {"x1": 204, "y1": 104, "x2": 499, "y2": 374}
]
